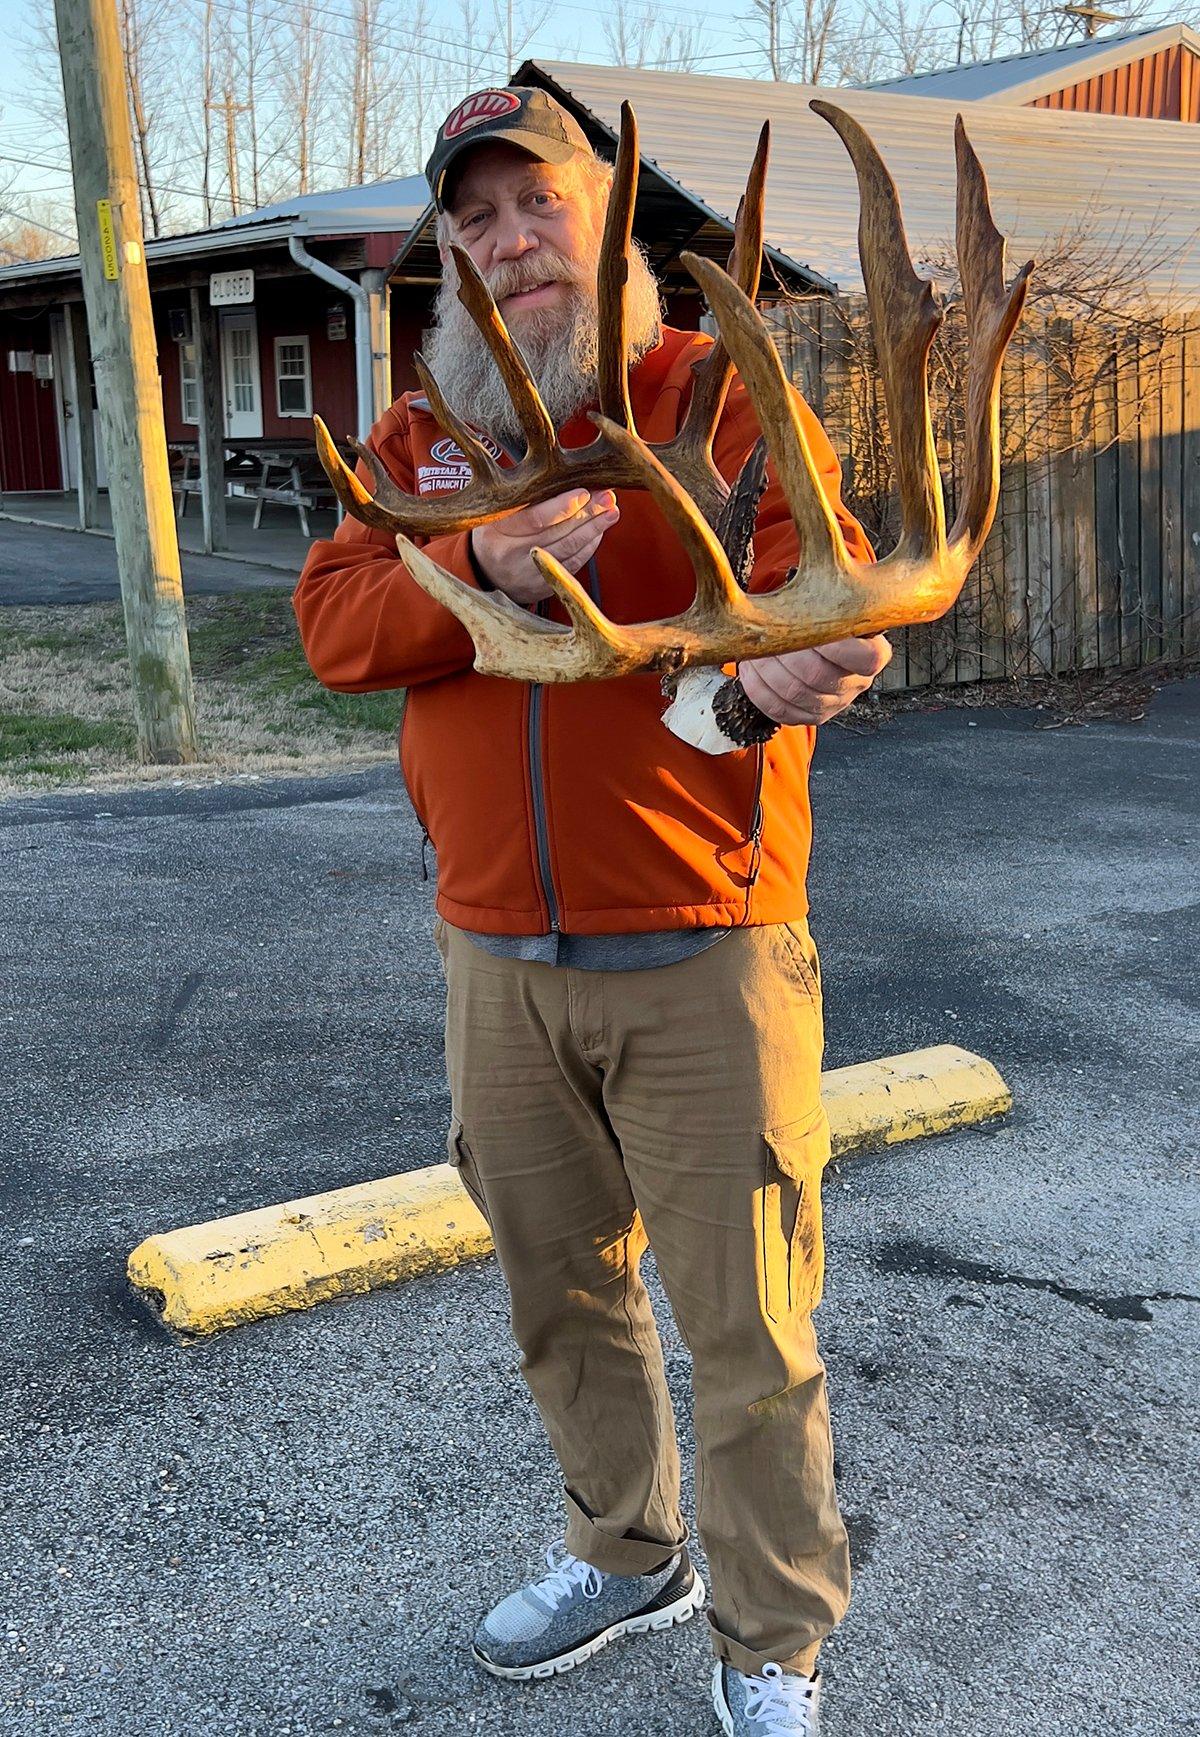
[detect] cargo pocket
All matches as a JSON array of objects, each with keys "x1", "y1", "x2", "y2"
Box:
[
  {"x1": 761, "y1": 1109, "x2": 828, "y2": 1321},
  {"x1": 447, "y1": 1116, "x2": 490, "y2": 1224},
  {"x1": 777, "y1": 921, "x2": 822, "y2": 1002}
]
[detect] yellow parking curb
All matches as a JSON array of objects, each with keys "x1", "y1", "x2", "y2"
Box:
[
  {"x1": 127, "y1": 1043, "x2": 1010, "y2": 1338},
  {"x1": 821, "y1": 1043, "x2": 1012, "y2": 1158}
]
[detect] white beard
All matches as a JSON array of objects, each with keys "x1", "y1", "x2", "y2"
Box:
[{"x1": 422, "y1": 239, "x2": 664, "y2": 448}]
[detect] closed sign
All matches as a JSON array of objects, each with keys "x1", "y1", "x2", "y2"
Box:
[{"x1": 210, "y1": 269, "x2": 255, "y2": 305}]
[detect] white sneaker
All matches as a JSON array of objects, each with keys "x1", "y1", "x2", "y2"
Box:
[
  {"x1": 472, "y1": 1539, "x2": 706, "y2": 1680},
  {"x1": 712, "y1": 1659, "x2": 822, "y2": 1734}
]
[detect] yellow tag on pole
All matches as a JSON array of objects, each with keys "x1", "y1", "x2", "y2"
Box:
[{"x1": 96, "y1": 200, "x2": 119, "y2": 281}]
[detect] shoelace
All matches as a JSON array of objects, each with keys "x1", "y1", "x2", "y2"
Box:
[
  {"x1": 527, "y1": 1542, "x2": 605, "y2": 1614},
  {"x1": 740, "y1": 1662, "x2": 818, "y2": 1734}
]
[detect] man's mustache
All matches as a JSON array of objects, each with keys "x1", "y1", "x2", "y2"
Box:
[{"x1": 485, "y1": 255, "x2": 586, "y2": 301}]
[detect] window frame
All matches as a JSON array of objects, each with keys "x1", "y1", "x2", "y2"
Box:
[
  {"x1": 179, "y1": 338, "x2": 199, "y2": 426},
  {"x1": 274, "y1": 333, "x2": 312, "y2": 419}
]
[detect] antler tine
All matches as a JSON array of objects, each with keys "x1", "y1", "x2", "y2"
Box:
[
  {"x1": 595, "y1": 102, "x2": 638, "y2": 432},
  {"x1": 396, "y1": 531, "x2": 643, "y2": 681},
  {"x1": 591, "y1": 412, "x2": 751, "y2": 621},
  {"x1": 657, "y1": 122, "x2": 770, "y2": 516},
  {"x1": 680, "y1": 252, "x2": 848, "y2": 573},
  {"x1": 313, "y1": 415, "x2": 430, "y2": 532},
  {"x1": 810, "y1": 100, "x2": 945, "y2": 562},
  {"x1": 448, "y1": 244, "x2": 558, "y2": 466},
  {"x1": 413, "y1": 352, "x2": 503, "y2": 485},
  {"x1": 950, "y1": 115, "x2": 1035, "y2": 554}
]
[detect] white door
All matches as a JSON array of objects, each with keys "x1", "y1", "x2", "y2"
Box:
[{"x1": 220, "y1": 309, "x2": 263, "y2": 439}]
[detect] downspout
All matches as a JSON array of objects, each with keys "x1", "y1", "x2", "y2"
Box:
[{"x1": 288, "y1": 233, "x2": 374, "y2": 439}]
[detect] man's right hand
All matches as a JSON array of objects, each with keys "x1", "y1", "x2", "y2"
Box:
[{"x1": 466, "y1": 488, "x2": 620, "y2": 608}]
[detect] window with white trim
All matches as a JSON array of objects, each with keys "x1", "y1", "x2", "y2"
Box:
[
  {"x1": 274, "y1": 335, "x2": 312, "y2": 417},
  {"x1": 179, "y1": 340, "x2": 199, "y2": 425}
]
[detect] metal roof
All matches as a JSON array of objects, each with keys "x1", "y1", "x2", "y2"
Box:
[
  {"x1": 861, "y1": 21, "x2": 1200, "y2": 103},
  {"x1": 523, "y1": 59, "x2": 1200, "y2": 302},
  {"x1": 0, "y1": 175, "x2": 430, "y2": 293},
  {"x1": 214, "y1": 174, "x2": 429, "y2": 235}
]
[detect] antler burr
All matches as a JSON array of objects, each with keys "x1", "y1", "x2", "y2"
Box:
[{"x1": 313, "y1": 100, "x2": 1032, "y2": 722}]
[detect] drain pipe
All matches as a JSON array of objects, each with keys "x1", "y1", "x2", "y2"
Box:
[{"x1": 288, "y1": 234, "x2": 374, "y2": 440}]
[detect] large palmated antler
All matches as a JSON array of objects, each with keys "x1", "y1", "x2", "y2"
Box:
[{"x1": 314, "y1": 101, "x2": 768, "y2": 537}]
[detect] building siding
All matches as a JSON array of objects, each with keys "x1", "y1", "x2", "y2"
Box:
[
  {"x1": 1030, "y1": 44, "x2": 1200, "y2": 120},
  {"x1": 0, "y1": 311, "x2": 63, "y2": 491}
]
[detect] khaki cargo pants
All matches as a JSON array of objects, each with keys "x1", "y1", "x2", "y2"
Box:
[{"x1": 436, "y1": 916, "x2": 851, "y2": 1677}]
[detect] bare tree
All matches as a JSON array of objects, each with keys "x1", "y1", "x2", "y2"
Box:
[
  {"x1": 603, "y1": 1, "x2": 704, "y2": 70},
  {"x1": 741, "y1": 0, "x2": 844, "y2": 84},
  {"x1": 0, "y1": 210, "x2": 73, "y2": 263},
  {"x1": 274, "y1": 0, "x2": 325, "y2": 196}
]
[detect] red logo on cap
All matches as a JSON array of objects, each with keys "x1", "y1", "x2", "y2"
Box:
[{"x1": 443, "y1": 89, "x2": 521, "y2": 138}]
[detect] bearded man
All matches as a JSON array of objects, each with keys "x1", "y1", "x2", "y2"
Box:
[{"x1": 294, "y1": 85, "x2": 891, "y2": 1737}]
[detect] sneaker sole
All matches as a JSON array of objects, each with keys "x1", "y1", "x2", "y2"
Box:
[
  {"x1": 711, "y1": 1661, "x2": 735, "y2": 1736},
  {"x1": 473, "y1": 1570, "x2": 708, "y2": 1681}
]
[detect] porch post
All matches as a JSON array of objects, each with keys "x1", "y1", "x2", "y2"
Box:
[
  {"x1": 189, "y1": 285, "x2": 227, "y2": 553},
  {"x1": 66, "y1": 299, "x2": 100, "y2": 529},
  {"x1": 363, "y1": 266, "x2": 392, "y2": 425}
]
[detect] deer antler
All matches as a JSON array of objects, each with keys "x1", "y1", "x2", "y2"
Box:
[
  {"x1": 313, "y1": 101, "x2": 769, "y2": 538},
  {"x1": 367, "y1": 102, "x2": 1031, "y2": 688}
]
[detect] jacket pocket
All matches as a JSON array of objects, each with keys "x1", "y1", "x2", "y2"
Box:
[
  {"x1": 761, "y1": 1110, "x2": 828, "y2": 1321},
  {"x1": 447, "y1": 1115, "x2": 490, "y2": 1224}
]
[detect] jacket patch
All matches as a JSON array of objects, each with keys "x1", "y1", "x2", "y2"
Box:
[{"x1": 417, "y1": 431, "x2": 503, "y2": 494}]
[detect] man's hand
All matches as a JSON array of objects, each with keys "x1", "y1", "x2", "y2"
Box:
[
  {"x1": 739, "y1": 635, "x2": 892, "y2": 727},
  {"x1": 463, "y1": 488, "x2": 620, "y2": 608}
]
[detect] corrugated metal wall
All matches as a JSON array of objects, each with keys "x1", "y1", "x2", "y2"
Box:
[{"x1": 1030, "y1": 44, "x2": 1200, "y2": 121}]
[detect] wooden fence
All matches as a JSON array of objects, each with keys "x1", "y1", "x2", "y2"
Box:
[{"x1": 772, "y1": 299, "x2": 1200, "y2": 690}]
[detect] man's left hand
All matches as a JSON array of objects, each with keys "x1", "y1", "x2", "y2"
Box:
[{"x1": 739, "y1": 635, "x2": 893, "y2": 727}]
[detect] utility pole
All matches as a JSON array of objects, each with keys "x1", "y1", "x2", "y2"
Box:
[
  {"x1": 52, "y1": 0, "x2": 197, "y2": 763},
  {"x1": 1060, "y1": 3, "x2": 1123, "y2": 37}
]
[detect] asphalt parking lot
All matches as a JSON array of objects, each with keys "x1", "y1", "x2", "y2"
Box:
[
  {"x1": 0, "y1": 517, "x2": 292, "y2": 604},
  {"x1": 2, "y1": 682, "x2": 1197, "y2": 1735}
]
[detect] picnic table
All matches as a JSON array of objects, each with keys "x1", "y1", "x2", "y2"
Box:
[{"x1": 170, "y1": 437, "x2": 354, "y2": 537}]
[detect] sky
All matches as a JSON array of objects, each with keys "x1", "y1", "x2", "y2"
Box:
[
  {"x1": 0, "y1": 0, "x2": 1192, "y2": 239},
  {"x1": 0, "y1": 0, "x2": 761, "y2": 227}
]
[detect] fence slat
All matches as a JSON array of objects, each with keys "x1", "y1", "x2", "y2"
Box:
[
  {"x1": 1116, "y1": 333, "x2": 1143, "y2": 668},
  {"x1": 999, "y1": 349, "x2": 1030, "y2": 678},
  {"x1": 1049, "y1": 318, "x2": 1080, "y2": 670},
  {"x1": 1160, "y1": 318, "x2": 1185, "y2": 660},
  {"x1": 1138, "y1": 330, "x2": 1164, "y2": 662},
  {"x1": 1094, "y1": 343, "x2": 1121, "y2": 669},
  {"x1": 1024, "y1": 339, "x2": 1055, "y2": 676},
  {"x1": 1183, "y1": 324, "x2": 1200, "y2": 656}
]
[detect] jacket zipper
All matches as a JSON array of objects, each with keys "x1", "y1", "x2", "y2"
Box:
[
  {"x1": 527, "y1": 680, "x2": 559, "y2": 931},
  {"x1": 741, "y1": 742, "x2": 766, "y2": 924},
  {"x1": 523, "y1": 554, "x2": 602, "y2": 933}
]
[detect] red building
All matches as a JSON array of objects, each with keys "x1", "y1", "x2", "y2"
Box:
[
  {"x1": 0, "y1": 176, "x2": 428, "y2": 521},
  {"x1": 866, "y1": 20, "x2": 1200, "y2": 120}
]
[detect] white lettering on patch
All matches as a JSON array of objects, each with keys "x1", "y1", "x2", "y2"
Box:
[{"x1": 417, "y1": 463, "x2": 472, "y2": 494}]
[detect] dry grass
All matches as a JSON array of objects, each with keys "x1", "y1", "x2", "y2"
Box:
[{"x1": 0, "y1": 590, "x2": 401, "y2": 795}]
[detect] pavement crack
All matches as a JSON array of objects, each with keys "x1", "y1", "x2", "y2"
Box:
[{"x1": 875, "y1": 1239, "x2": 1200, "y2": 1322}]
